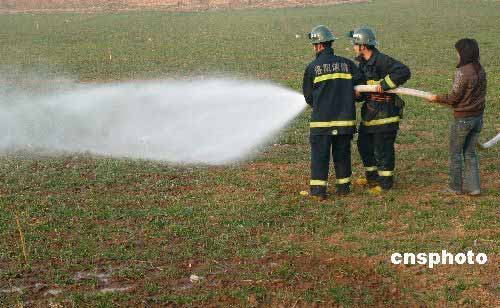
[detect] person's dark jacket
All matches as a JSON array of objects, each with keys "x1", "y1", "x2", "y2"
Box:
[
  {"x1": 303, "y1": 47, "x2": 364, "y2": 135},
  {"x1": 437, "y1": 63, "x2": 486, "y2": 118},
  {"x1": 356, "y1": 48, "x2": 411, "y2": 133}
]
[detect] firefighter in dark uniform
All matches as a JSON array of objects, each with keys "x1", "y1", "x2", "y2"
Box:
[
  {"x1": 303, "y1": 25, "x2": 363, "y2": 199},
  {"x1": 347, "y1": 27, "x2": 411, "y2": 190}
]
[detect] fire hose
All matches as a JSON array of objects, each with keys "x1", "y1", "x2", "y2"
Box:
[
  {"x1": 479, "y1": 132, "x2": 500, "y2": 149},
  {"x1": 353, "y1": 85, "x2": 499, "y2": 149},
  {"x1": 354, "y1": 85, "x2": 434, "y2": 100}
]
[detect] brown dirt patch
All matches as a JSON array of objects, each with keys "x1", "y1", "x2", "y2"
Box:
[{"x1": 0, "y1": 0, "x2": 367, "y2": 13}]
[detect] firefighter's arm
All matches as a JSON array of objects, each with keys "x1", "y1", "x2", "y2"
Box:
[
  {"x1": 302, "y1": 64, "x2": 314, "y2": 106},
  {"x1": 379, "y1": 56, "x2": 411, "y2": 91}
]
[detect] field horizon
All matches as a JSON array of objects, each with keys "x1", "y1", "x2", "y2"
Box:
[{"x1": 0, "y1": 0, "x2": 364, "y2": 13}]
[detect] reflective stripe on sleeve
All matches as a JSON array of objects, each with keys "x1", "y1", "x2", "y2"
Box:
[{"x1": 384, "y1": 75, "x2": 397, "y2": 89}]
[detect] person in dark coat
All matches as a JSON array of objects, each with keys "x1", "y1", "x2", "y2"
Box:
[{"x1": 303, "y1": 25, "x2": 364, "y2": 199}]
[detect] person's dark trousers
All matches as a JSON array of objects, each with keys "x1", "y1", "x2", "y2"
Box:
[
  {"x1": 357, "y1": 130, "x2": 398, "y2": 189},
  {"x1": 310, "y1": 134, "x2": 353, "y2": 197}
]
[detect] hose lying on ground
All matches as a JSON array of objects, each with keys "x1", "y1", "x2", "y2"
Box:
[
  {"x1": 479, "y1": 132, "x2": 500, "y2": 149},
  {"x1": 354, "y1": 85, "x2": 434, "y2": 100}
]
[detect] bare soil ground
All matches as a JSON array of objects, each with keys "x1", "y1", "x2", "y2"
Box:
[{"x1": 0, "y1": 0, "x2": 366, "y2": 13}]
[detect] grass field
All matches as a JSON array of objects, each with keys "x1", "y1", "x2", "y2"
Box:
[{"x1": 0, "y1": 0, "x2": 499, "y2": 306}]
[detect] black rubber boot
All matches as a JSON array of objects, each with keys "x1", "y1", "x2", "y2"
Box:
[
  {"x1": 310, "y1": 186, "x2": 327, "y2": 200},
  {"x1": 336, "y1": 183, "x2": 351, "y2": 196},
  {"x1": 379, "y1": 176, "x2": 394, "y2": 190},
  {"x1": 365, "y1": 171, "x2": 379, "y2": 187}
]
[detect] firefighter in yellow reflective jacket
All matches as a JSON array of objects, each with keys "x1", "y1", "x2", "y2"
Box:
[
  {"x1": 303, "y1": 25, "x2": 364, "y2": 199},
  {"x1": 348, "y1": 27, "x2": 411, "y2": 190}
]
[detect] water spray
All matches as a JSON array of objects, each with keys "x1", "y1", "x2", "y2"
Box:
[{"x1": 0, "y1": 78, "x2": 305, "y2": 164}]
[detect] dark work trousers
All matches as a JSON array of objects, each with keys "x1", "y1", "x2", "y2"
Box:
[
  {"x1": 310, "y1": 134, "x2": 353, "y2": 196},
  {"x1": 357, "y1": 130, "x2": 398, "y2": 189}
]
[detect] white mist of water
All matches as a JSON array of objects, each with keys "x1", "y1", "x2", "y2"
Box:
[{"x1": 0, "y1": 78, "x2": 306, "y2": 164}]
